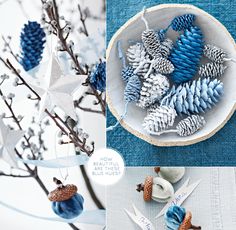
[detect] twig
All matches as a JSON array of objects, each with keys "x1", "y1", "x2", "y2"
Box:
[
  {"x1": 79, "y1": 165, "x2": 104, "y2": 209},
  {"x1": 42, "y1": 0, "x2": 106, "y2": 116},
  {"x1": 74, "y1": 96, "x2": 103, "y2": 114},
  {"x1": 45, "y1": 111, "x2": 94, "y2": 156},
  {"x1": 1, "y1": 36, "x2": 19, "y2": 63},
  {"x1": 0, "y1": 172, "x2": 32, "y2": 178},
  {"x1": 0, "y1": 89, "x2": 37, "y2": 162},
  {"x1": 1, "y1": 58, "x2": 94, "y2": 156},
  {"x1": 6, "y1": 59, "x2": 40, "y2": 99},
  {"x1": 78, "y1": 4, "x2": 88, "y2": 37}
]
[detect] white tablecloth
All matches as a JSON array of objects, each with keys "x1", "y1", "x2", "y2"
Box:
[{"x1": 106, "y1": 167, "x2": 236, "y2": 230}]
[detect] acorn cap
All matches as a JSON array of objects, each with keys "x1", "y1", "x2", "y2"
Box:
[
  {"x1": 143, "y1": 176, "x2": 153, "y2": 201},
  {"x1": 154, "y1": 167, "x2": 161, "y2": 174},
  {"x1": 179, "y1": 211, "x2": 201, "y2": 230},
  {"x1": 48, "y1": 184, "x2": 78, "y2": 202}
]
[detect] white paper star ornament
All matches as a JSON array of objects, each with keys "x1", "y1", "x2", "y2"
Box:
[
  {"x1": 0, "y1": 119, "x2": 25, "y2": 168},
  {"x1": 29, "y1": 54, "x2": 86, "y2": 120}
]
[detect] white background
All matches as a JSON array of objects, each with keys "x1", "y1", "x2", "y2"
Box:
[{"x1": 0, "y1": 0, "x2": 105, "y2": 229}]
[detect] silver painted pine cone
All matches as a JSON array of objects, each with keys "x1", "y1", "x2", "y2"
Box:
[
  {"x1": 198, "y1": 62, "x2": 227, "y2": 78},
  {"x1": 176, "y1": 115, "x2": 206, "y2": 136},
  {"x1": 142, "y1": 29, "x2": 161, "y2": 58},
  {"x1": 203, "y1": 44, "x2": 227, "y2": 63}
]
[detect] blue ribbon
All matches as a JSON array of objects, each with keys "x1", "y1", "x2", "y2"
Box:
[
  {"x1": 0, "y1": 200, "x2": 105, "y2": 225},
  {"x1": 17, "y1": 155, "x2": 89, "y2": 168}
]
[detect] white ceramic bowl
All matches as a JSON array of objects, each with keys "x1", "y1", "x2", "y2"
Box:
[{"x1": 107, "y1": 4, "x2": 236, "y2": 146}]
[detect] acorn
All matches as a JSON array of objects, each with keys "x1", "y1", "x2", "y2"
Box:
[
  {"x1": 165, "y1": 205, "x2": 201, "y2": 230},
  {"x1": 154, "y1": 167, "x2": 185, "y2": 183},
  {"x1": 136, "y1": 176, "x2": 174, "y2": 202},
  {"x1": 48, "y1": 177, "x2": 84, "y2": 219},
  {"x1": 180, "y1": 211, "x2": 201, "y2": 230}
]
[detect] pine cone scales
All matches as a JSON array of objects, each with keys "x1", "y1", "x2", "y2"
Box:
[
  {"x1": 124, "y1": 75, "x2": 141, "y2": 103},
  {"x1": 142, "y1": 29, "x2": 161, "y2": 58},
  {"x1": 156, "y1": 38, "x2": 174, "y2": 58},
  {"x1": 143, "y1": 106, "x2": 177, "y2": 134},
  {"x1": 20, "y1": 21, "x2": 46, "y2": 71},
  {"x1": 161, "y1": 77, "x2": 224, "y2": 115},
  {"x1": 126, "y1": 43, "x2": 150, "y2": 77},
  {"x1": 152, "y1": 57, "x2": 174, "y2": 75},
  {"x1": 199, "y1": 62, "x2": 227, "y2": 78},
  {"x1": 137, "y1": 73, "x2": 170, "y2": 108},
  {"x1": 170, "y1": 26, "x2": 204, "y2": 84},
  {"x1": 121, "y1": 66, "x2": 135, "y2": 82},
  {"x1": 203, "y1": 44, "x2": 227, "y2": 63},
  {"x1": 176, "y1": 115, "x2": 206, "y2": 136}
]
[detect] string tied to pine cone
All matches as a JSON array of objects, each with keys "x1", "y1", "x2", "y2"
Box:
[
  {"x1": 141, "y1": 7, "x2": 161, "y2": 58},
  {"x1": 134, "y1": 56, "x2": 174, "y2": 79},
  {"x1": 107, "y1": 42, "x2": 142, "y2": 131},
  {"x1": 159, "y1": 14, "x2": 196, "y2": 37},
  {"x1": 155, "y1": 115, "x2": 206, "y2": 136},
  {"x1": 117, "y1": 40, "x2": 136, "y2": 82},
  {"x1": 48, "y1": 177, "x2": 84, "y2": 219}
]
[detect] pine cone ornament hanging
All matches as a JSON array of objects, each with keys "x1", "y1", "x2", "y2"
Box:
[
  {"x1": 203, "y1": 44, "x2": 227, "y2": 63},
  {"x1": 161, "y1": 77, "x2": 224, "y2": 115},
  {"x1": 198, "y1": 62, "x2": 227, "y2": 78},
  {"x1": 169, "y1": 26, "x2": 204, "y2": 84},
  {"x1": 89, "y1": 61, "x2": 106, "y2": 92},
  {"x1": 176, "y1": 115, "x2": 206, "y2": 136},
  {"x1": 143, "y1": 106, "x2": 177, "y2": 135},
  {"x1": 142, "y1": 29, "x2": 161, "y2": 58},
  {"x1": 156, "y1": 38, "x2": 173, "y2": 58},
  {"x1": 20, "y1": 21, "x2": 46, "y2": 71},
  {"x1": 126, "y1": 43, "x2": 150, "y2": 77},
  {"x1": 137, "y1": 73, "x2": 170, "y2": 108}
]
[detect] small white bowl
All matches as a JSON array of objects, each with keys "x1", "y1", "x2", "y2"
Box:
[{"x1": 107, "y1": 4, "x2": 236, "y2": 146}]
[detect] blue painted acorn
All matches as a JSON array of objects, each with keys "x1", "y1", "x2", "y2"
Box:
[
  {"x1": 165, "y1": 205, "x2": 201, "y2": 230},
  {"x1": 48, "y1": 177, "x2": 84, "y2": 219}
]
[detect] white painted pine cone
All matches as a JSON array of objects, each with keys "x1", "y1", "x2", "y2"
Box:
[
  {"x1": 137, "y1": 73, "x2": 170, "y2": 108},
  {"x1": 143, "y1": 106, "x2": 177, "y2": 135}
]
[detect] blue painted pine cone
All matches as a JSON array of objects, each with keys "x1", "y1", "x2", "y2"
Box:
[
  {"x1": 48, "y1": 183, "x2": 84, "y2": 219},
  {"x1": 20, "y1": 21, "x2": 46, "y2": 71}
]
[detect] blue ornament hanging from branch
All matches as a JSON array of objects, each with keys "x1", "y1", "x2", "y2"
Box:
[
  {"x1": 48, "y1": 178, "x2": 84, "y2": 219},
  {"x1": 89, "y1": 60, "x2": 106, "y2": 92},
  {"x1": 20, "y1": 21, "x2": 46, "y2": 71}
]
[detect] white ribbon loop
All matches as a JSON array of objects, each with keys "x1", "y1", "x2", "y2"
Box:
[{"x1": 17, "y1": 155, "x2": 89, "y2": 168}]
